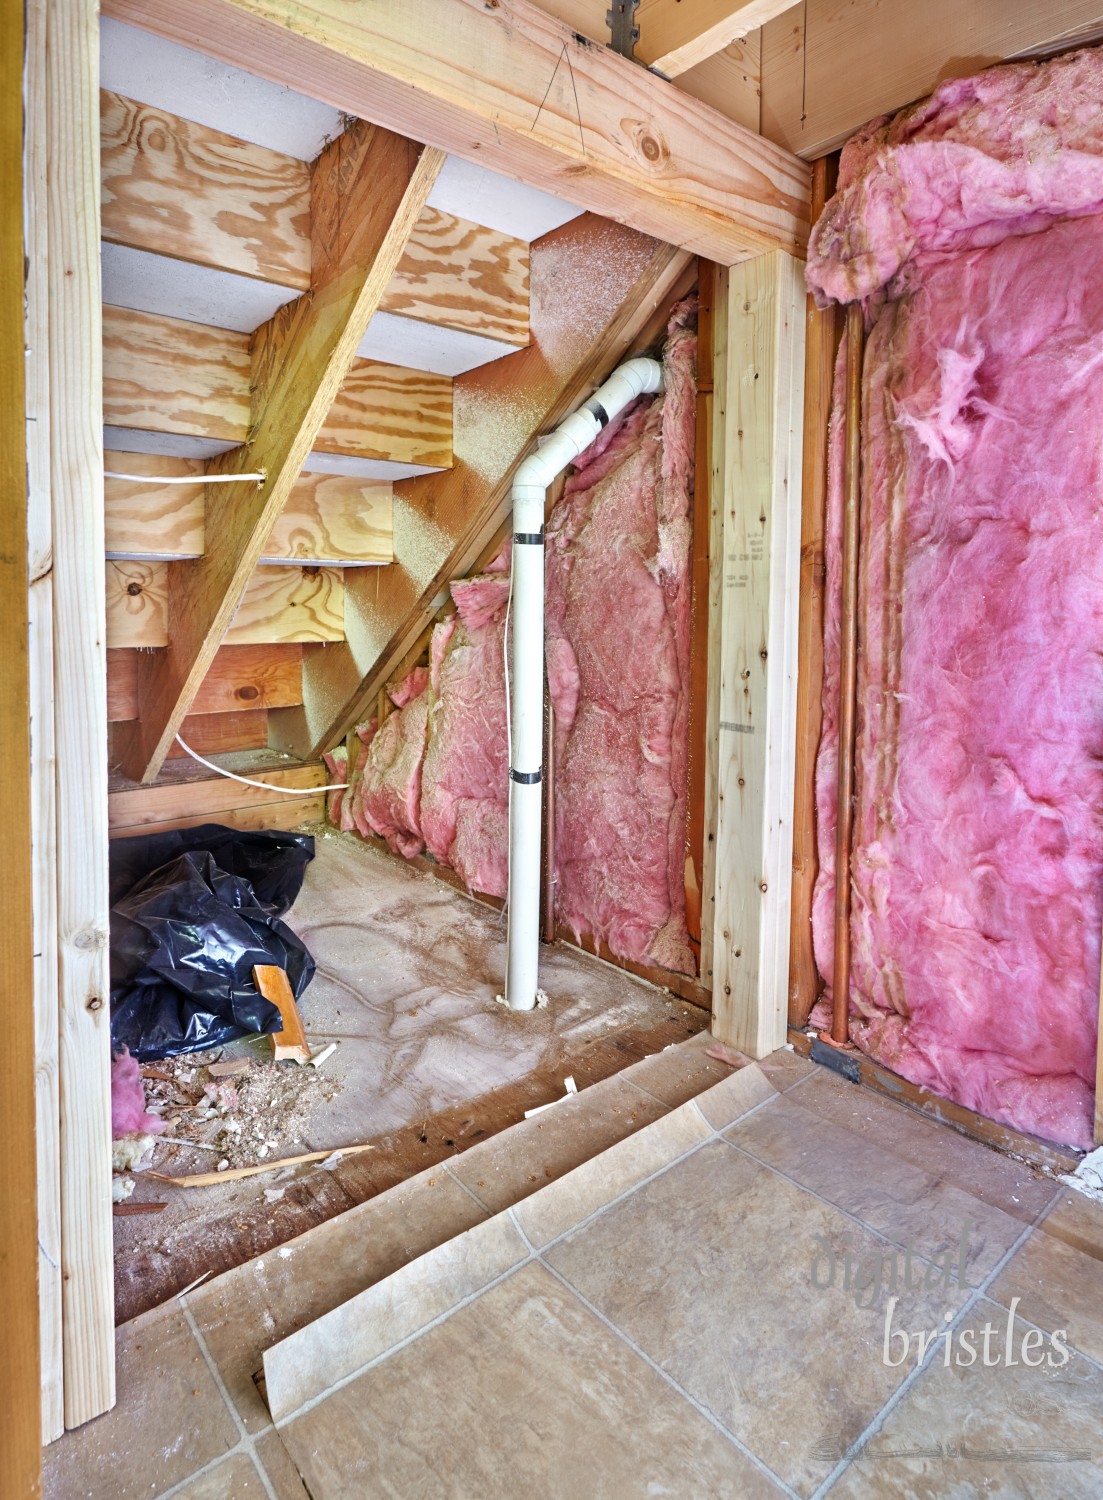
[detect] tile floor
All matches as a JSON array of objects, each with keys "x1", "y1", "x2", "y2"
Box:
[{"x1": 47, "y1": 1037, "x2": 1101, "y2": 1500}]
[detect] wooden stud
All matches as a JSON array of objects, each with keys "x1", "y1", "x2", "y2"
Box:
[
  {"x1": 637, "y1": 0, "x2": 798, "y2": 78},
  {"x1": 788, "y1": 156, "x2": 838, "y2": 1028},
  {"x1": 272, "y1": 216, "x2": 694, "y2": 759},
  {"x1": 253, "y1": 965, "x2": 312, "y2": 1064},
  {"x1": 684, "y1": 262, "x2": 713, "y2": 970},
  {"x1": 124, "y1": 126, "x2": 445, "y2": 783},
  {"x1": 102, "y1": 0, "x2": 811, "y2": 264},
  {"x1": 110, "y1": 796, "x2": 324, "y2": 840},
  {"x1": 49, "y1": 0, "x2": 115, "y2": 1429},
  {"x1": 24, "y1": 0, "x2": 63, "y2": 1447},
  {"x1": 761, "y1": 0, "x2": 1103, "y2": 160},
  {"x1": 4, "y1": 0, "x2": 45, "y2": 1479},
  {"x1": 108, "y1": 762, "x2": 325, "y2": 833},
  {"x1": 674, "y1": 34, "x2": 761, "y2": 135},
  {"x1": 709, "y1": 252, "x2": 806, "y2": 1059}
]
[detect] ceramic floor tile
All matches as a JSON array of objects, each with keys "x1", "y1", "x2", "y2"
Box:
[
  {"x1": 265, "y1": 1213, "x2": 528, "y2": 1422},
  {"x1": 188, "y1": 1167, "x2": 487, "y2": 1431},
  {"x1": 43, "y1": 1303, "x2": 238, "y2": 1500},
  {"x1": 727, "y1": 1094, "x2": 1024, "y2": 1281},
  {"x1": 755, "y1": 1045, "x2": 818, "y2": 1093},
  {"x1": 545, "y1": 1139, "x2": 972, "y2": 1497},
  {"x1": 277, "y1": 1261, "x2": 785, "y2": 1499},
  {"x1": 1037, "y1": 1188, "x2": 1103, "y2": 1258},
  {"x1": 446, "y1": 1072, "x2": 669, "y2": 1213},
  {"x1": 988, "y1": 1206, "x2": 1103, "y2": 1366},
  {"x1": 694, "y1": 1063, "x2": 778, "y2": 1129},
  {"x1": 170, "y1": 1453, "x2": 269, "y2": 1498},
  {"x1": 618, "y1": 1030, "x2": 739, "y2": 1106},
  {"x1": 512, "y1": 1099, "x2": 712, "y2": 1248},
  {"x1": 827, "y1": 1297, "x2": 1103, "y2": 1499},
  {"x1": 255, "y1": 1430, "x2": 312, "y2": 1500},
  {"x1": 791, "y1": 1068, "x2": 1058, "y2": 1224}
]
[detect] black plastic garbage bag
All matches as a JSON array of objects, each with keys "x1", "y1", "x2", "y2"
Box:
[{"x1": 110, "y1": 825, "x2": 316, "y2": 1061}]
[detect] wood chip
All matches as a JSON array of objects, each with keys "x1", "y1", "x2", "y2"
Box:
[
  {"x1": 206, "y1": 1059, "x2": 251, "y2": 1078},
  {"x1": 112, "y1": 1201, "x2": 168, "y2": 1216},
  {"x1": 146, "y1": 1142, "x2": 373, "y2": 1187}
]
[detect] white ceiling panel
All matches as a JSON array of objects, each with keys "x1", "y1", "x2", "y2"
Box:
[
  {"x1": 104, "y1": 426, "x2": 238, "y2": 461},
  {"x1": 426, "y1": 157, "x2": 582, "y2": 241},
  {"x1": 102, "y1": 242, "x2": 297, "y2": 332},
  {"x1": 302, "y1": 453, "x2": 442, "y2": 482},
  {"x1": 356, "y1": 311, "x2": 518, "y2": 376}
]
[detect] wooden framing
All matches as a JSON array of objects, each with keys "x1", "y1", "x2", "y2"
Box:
[
  {"x1": 5, "y1": 0, "x2": 44, "y2": 1483},
  {"x1": 761, "y1": 0, "x2": 1103, "y2": 159},
  {"x1": 122, "y1": 125, "x2": 445, "y2": 783},
  {"x1": 270, "y1": 216, "x2": 693, "y2": 759},
  {"x1": 788, "y1": 158, "x2": 837, "y2": 1028},
  {"x1": 49, "y1": 0, "x2": 116, "y2": 1430},
  {"x1": 108, "y1": 761, "x2": 326, "y2": 837},
  {"x1": 108, "y1": 644, "x2": 304, "y2": 721},
  {"x1": 708, "y1": 252, "x2": 805, "y2": 1059},
  {"x1": 676, "y1": 35, "x2": 761, "y2": 135},
  {"x1": 636, "y1": 0, "x2": 799, "y2": 77},
  {"x1": 103, "y1": 0, "x2": 810, "y2": 265}
]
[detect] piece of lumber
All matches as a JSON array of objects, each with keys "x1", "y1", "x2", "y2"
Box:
[
  {"x1": 103, "y1": 0, "x2": 810, "y2": 264},
  {"x1": 105, "y1": 455, "x2": 393, "y2": 566},
  {"x1": 108, "y1": 762, "x2": 325, "y2": 832},
  {"x1": 5, "y1": 0, "x2": 45, "y2": 1477},
  {"x1": 760, "y1": 0, "x2": 1103, "y2": 160},
  {"x1": 253, "y1": 964, "x2": 312, "y2": 1063},
  {"x1": 709, "y1": 252, "x2": 806, "y2": 1059},
  {"x1": 110, "y1": 794, "x2": 325, "y2": 840},
  {"x1": 112, "y1": 1201, "x2": 169, "y2": 1216},
  {"x1": 25, "y1": 0, "x2": 63, "y2": 1449},
  {"x1": 272, "y1": 215, "x2": 693, "y2": 758},
  {"x1": 788, "y1": 158, "x2": 837, "y2": 1028},
  {"x1": 102, "y1": 306, "x2": 450, "y2": 463},
  {"x1": 674, "y1": 35, "x2": 760, "y2": 135},
  {"x1": 50, "y1": 0, "x2": 116, "y2": 1431},
  {"x1": 148, "y1": 1142, "x2": 372, "y2": 1187},
  {"x1": 112, "y1": 708, "x2": 269, "y2": 766},
  {"x1": 107, "y1": 560, "x2": 345, "y2": 647},
  {"x1": 107, "y1": 643, "x2": 303, "y2": 721},
  {"x1": 101, "y1": 88, "x2": 312, "y2": 286},
  {"x1": 637, "y1": 0, "x2": 796, "y2": 77}
]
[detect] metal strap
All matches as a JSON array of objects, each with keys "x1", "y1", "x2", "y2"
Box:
[{"x1": 510, "y1": 769, "x2": 542, "y2": 785}]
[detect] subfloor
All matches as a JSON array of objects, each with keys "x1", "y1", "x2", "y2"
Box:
[
  {"x1": 51, "y1": 1035, "x2": 1102, "y2": 1499},
  {"x1": 114, "y1": 829, "x2": 706, "y2": 1320}
]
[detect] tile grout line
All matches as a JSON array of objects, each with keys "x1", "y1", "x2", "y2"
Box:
[
  {"x1": 807, "y1": 1191, "x2": 1060, "y2": 1500},
  {"x1": 149, "y1": 1298, "x2": 281, "y2": 1500},
  {"x1": 442, "y1": 1161, "x2": 496, "y2": 1215},
  {"x1": 529, "y1": 1236, "x2": 802, "y2": 1500}
]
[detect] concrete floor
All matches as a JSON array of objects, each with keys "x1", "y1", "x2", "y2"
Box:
[{"x1": 49, "y1": 1036, "x2": 1099, "y2": 1499}]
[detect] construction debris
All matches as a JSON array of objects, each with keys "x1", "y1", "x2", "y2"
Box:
[{"x1": 147, "y1": 1142, "x2": 373, "y2": 1188}]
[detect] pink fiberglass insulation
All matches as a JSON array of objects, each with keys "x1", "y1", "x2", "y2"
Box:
[
  {"x1": 341, "y1": 667, "x2": 430, "y2": 857},
  {"x1": 545, "y1": 301, "x2": 696, "y2": 975},
  {"x1": 809, "y1": 50, "x2": 1103, "y2": 1148},
  {"x1": 111, "y1": 1047, "x2": 164, "y2": 1138},
  {"x1": 420, "y1": 572, "x2": 511, "y2": 898}
]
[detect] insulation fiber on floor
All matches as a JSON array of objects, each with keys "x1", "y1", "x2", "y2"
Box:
[{"x1": 809, "y1": 47, "x2": 1103, "y2": 1149}]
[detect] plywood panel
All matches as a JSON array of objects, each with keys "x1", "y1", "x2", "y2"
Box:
[
  {"x1": 101, "y1": 89, "x2": 312, "y2": 288},
  {"x1": 318, "y1": 359, "x2": 453, "y2": 468},
  {"x1": 192, "y1": 644, "x2": 304, "y2": 715},
  {"x1": 226, "y1": 565, "x2": 344, "y2": 644},
  {"x1": 710, "y1": 252, "x2": 805, "y2": 1059},
  {"x1": 102, "y1": 304, "x2": 250, "y2": 442},
  {"x1": 266, "y1": 474, "x2": 392, "y2": 565},
  {"x1": 760, "y1": 0, "x2": 1103, "y2": 159},
  {"x1": 104, "y1": 450, "x2": 205, "y2": 557},
  {"x1": 105, "y1": 559, "x2": 169, "y2": 648},
  {"x1": 390, "y1": 209, "x2": 529, "y2": 345}
]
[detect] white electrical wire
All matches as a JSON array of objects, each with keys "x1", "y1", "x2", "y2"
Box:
[
  {"x1": 174, "y1": 733, "x2": 348, "y2": 791},
  {"x1": 105, "y1": 470, "x2": 267, "y2": 484}
]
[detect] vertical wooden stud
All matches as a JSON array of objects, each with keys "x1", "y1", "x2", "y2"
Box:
[
  {"x1": 48, "y1": 0, "x2": 116, "y2": 1426},
  {"x1": 709, "y1": 252, "x2": 806, "y2": 1057}
]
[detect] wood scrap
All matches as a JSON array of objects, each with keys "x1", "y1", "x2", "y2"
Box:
[
  {"x1": 253, "y1": 963, "x2": 311, "y2": 1064},
  {"x1": 146, "y1": 1142, "x2": 373, "y2": 1187},
  {"x1": 206, "y1": 1058, "x2": 251, "y2": 1078},
  {"x1": 112, "y1": 1201, "x2": 168, "y2": 1217}
]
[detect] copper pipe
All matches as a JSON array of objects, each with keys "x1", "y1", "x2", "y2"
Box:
[
  {"x1": 542, "y1": 698, "x2": 555, "y2": 943},
  {"x1": 831, "y1": 302, "x2": 865, "y2": 1045}
]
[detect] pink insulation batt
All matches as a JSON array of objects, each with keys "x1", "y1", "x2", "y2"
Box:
[
  {"x1": 111, "y1": 1047, "x2": 164, "y2": 1138},
  {"x1": 420, "y1": 568, "x2": 511, "y2": 898},
  {"x1": 809, "y1": 49, "x2": 1103, "y2": 1148},
  {"x1": 340, "y1": 668, "x2": 430, "y2": 857},
  {"x1": 545, "y1": 302, "x2": 697, "y2": 974}
]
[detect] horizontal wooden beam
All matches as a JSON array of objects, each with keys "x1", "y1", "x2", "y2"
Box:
[
  {"x1": 106, "y1": 560, "x2": 344, "y2": 647},
  {"x1": 106, "y1": 642, "x2": 304, "y2": 721},
  {"x1": 675, "y1": 36, "x2": 760, "y2": 134},
  {"x1": 103, "y1": 0, "x2": 810, "y2": 264},
  {"x1": 761, "y1": 0, "x2": 1103, "y2": 158},
  {"x1": 108, "y1": 760, "x2": 325, "y2": 835},
  {"x1": 637, "y1": 0, "x2": 796, "y2": 77},
  {"x1": 271, "y1": 214, "x2": 693, "y2": 758},
  {"x1": 101, "y1": 90, "x2": 530, "y2": 345},
  {"x1": 102, "y1": 305, "x2": 452, "y2": 464},
  {"x1": 104, "y1": 451, "x2": 393, "y2": 565}
]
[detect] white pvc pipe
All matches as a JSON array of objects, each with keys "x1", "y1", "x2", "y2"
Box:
[{"x1": 505, "y1": 356, "x2": 663, "y2": 1010}]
